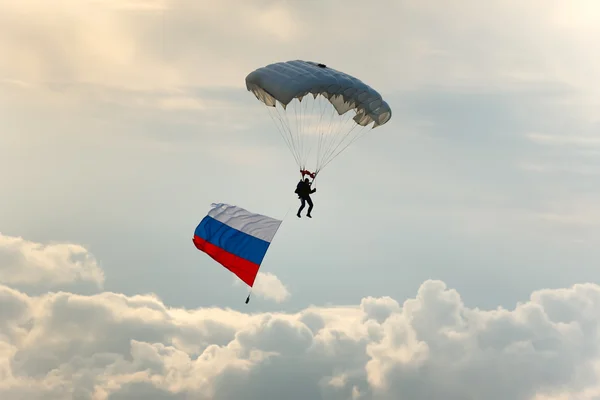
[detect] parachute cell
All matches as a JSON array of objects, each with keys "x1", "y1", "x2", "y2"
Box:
[
  {"x1": 192, "y1": 203, "x2": 282, "y2": 288},
  {"x1": 246, "y1": 60, "x2": 392, "y2": 176}
]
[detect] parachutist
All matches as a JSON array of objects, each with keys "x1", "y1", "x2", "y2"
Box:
[{"x1": 295, "y1": 177, "x2": 316, "y2": 218}]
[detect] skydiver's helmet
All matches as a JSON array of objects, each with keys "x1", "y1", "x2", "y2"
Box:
[{"x1": 304, "y1": 178, "x2": 310, "y2": 183}]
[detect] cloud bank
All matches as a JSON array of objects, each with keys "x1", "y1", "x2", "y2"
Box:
[{"x1": 1, "y1": 233, "x2": 599, "y2": 400}]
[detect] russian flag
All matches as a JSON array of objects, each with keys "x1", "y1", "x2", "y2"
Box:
[{"x1": 192, "y1": 203, "x2": 282, "y2": 287}]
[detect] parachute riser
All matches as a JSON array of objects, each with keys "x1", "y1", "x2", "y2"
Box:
[{"x1": 299, "y1": 169, "x2": 319, "y2": 190}]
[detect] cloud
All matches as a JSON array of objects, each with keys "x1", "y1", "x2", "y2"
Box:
[
  {"x1": 0, "y1": 233, "x2": 104, "y2": 293},
  {"x1": 0, "y1": 275, "x2": 600, "y2": 399},
  {"x1": 233, "y1": 271, "x2": 291, "y2": 303},
  {"x1": 250, "y1": 272, "x2": 291, "y2": 303}
]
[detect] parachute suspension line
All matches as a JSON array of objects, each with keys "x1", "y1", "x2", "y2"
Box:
[
  {"x1": 293, "y1": 98, "x2": 301, "y2": 165},
  {"x1": 314, "y1": 99, "x2": 363, "y2": 175},
  {"x1": 301, "y1": 94, "x2": 318, "y2": 167},
  {"x1": 267, "y1": 105, "x2": 301, "y2": 167},
  {"x1": 298, "y1": 95, "x2": 321, "y2": 169},
  {"x1": 301, "y1": 95, "x2": 315, "y2": 167},
  {"x1": 298, "y1": 98, "x2": 307, "y2": 166},
  {"x1": 319, "y1": 123, "x2": 372, "y2": 172},
  {"x1": 264, "y1": 93, "x2": 379, "y2": 176},
  {"x1": 268, "y1": 102, "x2": 302, "y2": 169},
  {"x1": 293, "y1": 100, "x2": 306, "y2": 168},
  {"x1": 315, "y1": 98, "x2": 339, "y2": 174},
  {"x1": 283, "y1": 103, "x2": 303, "y2": 169},
  {"x1": 271, "y1": 93, "x2": 367, "y2": 177},
  {"x1": 267, "y1": 107, "x2": 292, "y2": 154},
  {"x1": 290, "y1": 96, "x2": 316, "y2": 170},
  {"x1": 292, "y1": 99, "x2": 304, "y2": 168},
  {"x1": 318, "y1": 107, "x2": 355, "y2": 169},
  {"x1": 315, "y1": 96, "x2": 329, "y2": 171},
  {"x1": 320, "y1": 113, "x2": 364, "y2": 166},
  {"x1": 319, "y1": 100, "x2": 336, "y2": 158}
]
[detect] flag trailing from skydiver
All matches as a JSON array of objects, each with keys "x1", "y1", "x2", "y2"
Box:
[{"x1": 192, "y1": 203, "x2": 282, "y2": 303}]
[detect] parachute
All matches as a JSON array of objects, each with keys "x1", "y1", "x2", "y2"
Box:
[
  {"x1": 192, "y1": 203, "x2": 283, "y2": 303},
  {"x1": 246, "y1": 60, "x2": 392, "y2": 178}
]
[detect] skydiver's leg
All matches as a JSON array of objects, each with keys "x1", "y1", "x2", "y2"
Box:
[
  {"x1": 306, "y1": 196, "x2": 313, "y2": 217},
  {"x1": 297, "y1": 198, "x2": 306, "y2": 217}
]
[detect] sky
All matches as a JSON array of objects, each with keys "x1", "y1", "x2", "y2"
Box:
[{"x1": 2, "y1": 0, "x2": 600, "y2": 398}]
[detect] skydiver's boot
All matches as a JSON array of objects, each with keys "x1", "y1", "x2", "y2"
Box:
[
  {"x1": 297, "y1": 211, "x2": 301, "y2": 218},
  {"x1": 306, "y1": 213, "x2": 312, "y2": 218}
]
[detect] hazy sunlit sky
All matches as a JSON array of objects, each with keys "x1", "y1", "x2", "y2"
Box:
[{"x1": 3, "y1": 0, "x2": 600, "y2": 398}]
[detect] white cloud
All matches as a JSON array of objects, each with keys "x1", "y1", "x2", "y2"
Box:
[
  {"x1": 0, "y1": 275, "x2": 599, "y2": 399},
  {"x1": 233, "y1": 271, "x2": 291, "y2": 303},
  {"x1": 250, "y1": 271, "x2": 291, "y2": 303},
  {"x1": 0, "y1": 233, "x2": 104, "y2": 292}
]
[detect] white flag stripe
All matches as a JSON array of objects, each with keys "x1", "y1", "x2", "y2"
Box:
[{"x1": 207, "y1": 203, "x2": 282, "y2": 243}]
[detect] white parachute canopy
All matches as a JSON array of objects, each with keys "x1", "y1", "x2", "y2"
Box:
[{"x1": 245, "y1": 60, "x2": 392, "y2": 176}]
